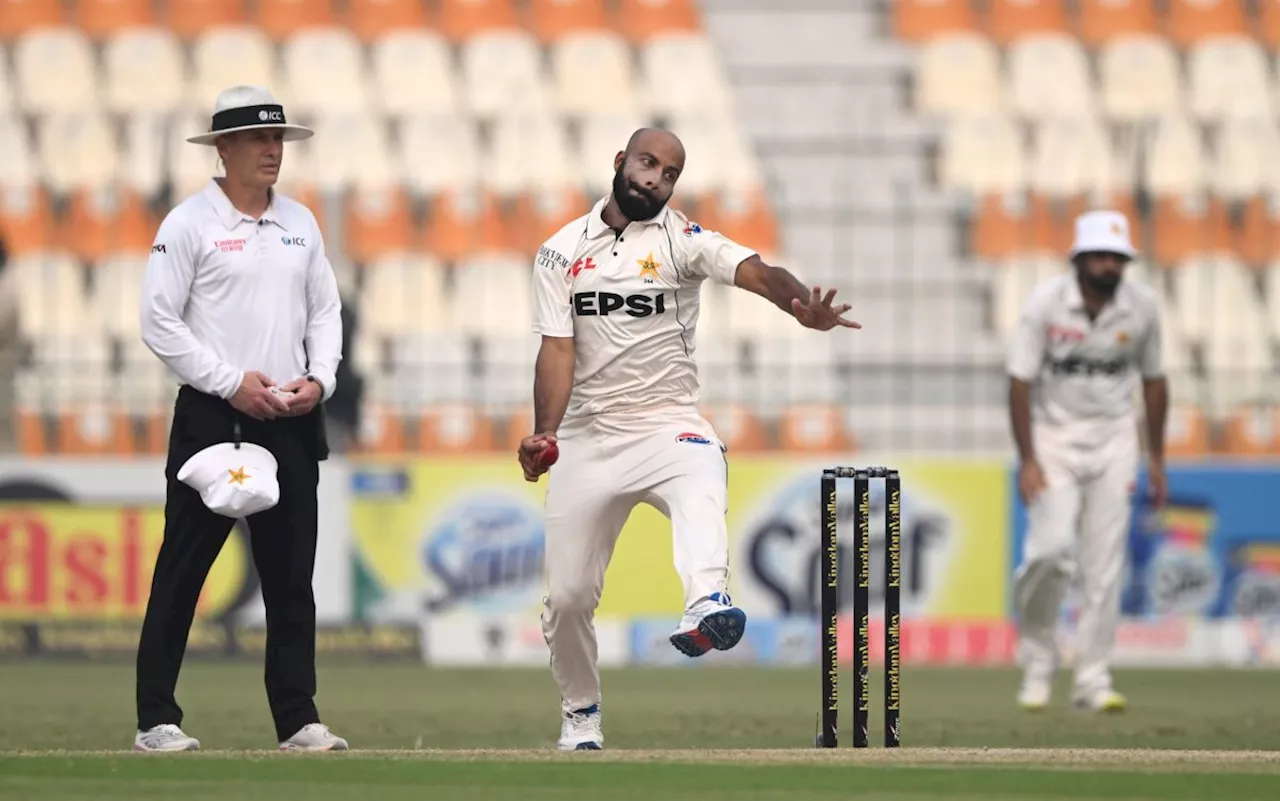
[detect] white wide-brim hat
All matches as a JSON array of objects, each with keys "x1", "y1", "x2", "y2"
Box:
[
  {"x1": 187, "y1": 85, "x2": 314, "y2": 146},
  {"x1": 1069, "y1": 209, "x2": 1138, "y2": 259},
  {"x1": 177, "y1": 441, "x2": 281, "y2": 518}
]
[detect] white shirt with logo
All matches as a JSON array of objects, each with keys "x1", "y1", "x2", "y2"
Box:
[
  {"x1": 1007, "y1": 272, "x2": 1163, "y2": 438},
  {"x1": 532, "y1": 197, "x2": 756, "y2": 431},
  {"x1": 140, "y1": 180, "x2": 343, "y2": 400}
]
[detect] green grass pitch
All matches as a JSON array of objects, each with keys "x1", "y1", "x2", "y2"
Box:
[{"x1": 1, "y1": 663, "x2": 1278, "y2": 800}]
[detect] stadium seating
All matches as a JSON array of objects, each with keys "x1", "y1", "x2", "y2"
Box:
[{"x1": 0, "y1": 0, "x2": 1274, "y2": 458}]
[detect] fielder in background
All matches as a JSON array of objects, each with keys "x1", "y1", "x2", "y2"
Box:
[
  {"x1": 519, "y1": 128, "x2": 860, "y2": 751},
  {"x1": 1007, "y1": 210, "x2": 1169, "y2": 713}
]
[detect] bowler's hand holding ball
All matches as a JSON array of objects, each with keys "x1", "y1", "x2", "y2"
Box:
[{"x1": 518, "y1": 433, "x2": 559, "y2": 482}]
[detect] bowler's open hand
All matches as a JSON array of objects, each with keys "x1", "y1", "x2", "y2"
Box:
[{"x1": 792, "y1": 287, "x2": 861, "y2": 331}]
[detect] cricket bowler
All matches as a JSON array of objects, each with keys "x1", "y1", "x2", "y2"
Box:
[
  {"x1": 519, "y1": 128, "x2": 859, "y2": 750},
  {"x1": 1007, "y1": 209, "x2": 1169, "y2": 713}
]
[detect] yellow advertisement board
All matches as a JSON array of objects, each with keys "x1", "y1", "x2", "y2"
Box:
[
  {"x1": 348, "y1": 456, "x2": 1010, "y2": 623},
  {"x1": 0, "y1": 503, "x2": 251, "y2": 620}
]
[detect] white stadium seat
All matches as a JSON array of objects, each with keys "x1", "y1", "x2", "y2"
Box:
[
  {"x1": 1143, "y1": 115, "x2": 1206, "y2": 197},
  {"x1": 1188, "y1": 36, "x2": 1273, "y2": 123},
  {"x1": 281, "y1": 27, "x2": 371, "y2": 115},
  {"x1": 940, "y1": 114, "x2": 1027, "y2": 196},
  {"x1": 12, "y1": 252, "x2": 92, "y2": 339},
  {"x1": 37, "y1": 112, "x2": 119, "y2": 195},
  {"x1": 93, "y1": 253, "x2": 149, "y2": 340},
  {"x1": 914, "y1": 33, "x2": 1003, "y2": 117},
  {"x1": 1099, "y1": 35, "x2": 1181, "y2": 122},
  {"x1": 168, "y1": 113, "x2": 223, "y2": 201},
  {"x1": 122, "y1": 114, "x2": 169, "y2": 199},
  {"x1": 992, "y1": 256, "x2": 1069, "y2": 336},
  {"x1": 360, "y1": 253, "x2": 452, "y2": 338},
  {"x1": 551, "y1": 31, "x2": 644, "y2": 118},
  {"x1": 641, "y1": 32, "x2": 734, "y2": 118},
  {"x1": 1265, "y1": 261, "x2": 1280, "y2": 343},
  {"x1": 191, "y1": 27, "x2": 280, "y2": 112},
  {"x1": 1029, "y1": 117, "x2": 1122, "y2": 199},
  {"x1": 1007, "y1": 33, "x2": 1095, "y2": 121},
  {"x1": 0, "y1": 115, "x2": 37, "y2": 191},
  {"x1": 0, "y1": 41, "x2": 16, "y2": 113},
  {"x1": 310, "y1": 112, "x2": 394, "y2": 193},
  {"x1": 483, "y1": 113, "x2": 579, "y2": 196},
  {"x1": 13, "y1": 27, "x2": 98, "y2": 115},
  {"x1": 453, "y1": 253, "x2": 532, "y2": 336},
  {"x1": 103, "y1": 27, "x2": 186, "y2": 115},
  {"x1": 372, "y1": 30, "x2": 459, "y2": 117},
  {"x1": 461, "y1": 31, "x2": 549, "y2": 119},
  {"x1": 398, "y1": 113, "x2": 482, "y2": 197},
  {"x1": 666, "y1": 113, "x2": 765, "y2": 196},
  {"x1": 1210, "y1": 116, "x2": 1280, "y2": 201}
]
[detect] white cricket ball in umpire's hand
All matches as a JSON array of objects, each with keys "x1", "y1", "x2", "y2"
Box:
[{"x1": 269, "y1": 386, "x2": 295, "y2": 398}]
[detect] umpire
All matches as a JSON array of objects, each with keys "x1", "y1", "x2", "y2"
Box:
[{"x1": 134, "y1": 86, "x2": 347, "y2": 753}]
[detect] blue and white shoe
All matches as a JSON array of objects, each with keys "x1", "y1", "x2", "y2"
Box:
[
  {"x1": 557, "y1": 704, "x2": 603, "y2": 751},
  {"x1": 669, "y1": 592, "x2": 747, "y2": 658}
]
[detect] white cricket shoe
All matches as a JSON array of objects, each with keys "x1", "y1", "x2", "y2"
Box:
[
  {"x1": 278, "y1": 723, "x2": 349, "y2": 751},
  {"x1": 669, "y1": 592, "x2": 747, "y2": 658},
  {"x1": 557, "y1": 704, "x2": 603, "y2": 751},
  {"x1": 1016, "y1": 675, "x2": 1052, "y2": 711},
  {"x1": 1074, "y1": 687, "x2": 1127, "y2": 713},
  {"x1": 133, "y1": 724, "x2": 200, "y2": 752}
]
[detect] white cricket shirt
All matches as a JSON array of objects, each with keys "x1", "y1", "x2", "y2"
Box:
[
  {"x1": 532, "y1": 197, "x2": 756, "y2": 428},
  {"x1": 140, "y1": 180, "x2": 343, "y2": 401},
  {"x1": 1007, "y1": 272, "x2": 1163, "y2": 432}
]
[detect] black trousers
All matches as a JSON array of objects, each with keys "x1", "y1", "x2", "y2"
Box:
[{"x1": 136, "y1": 386, "x2": 328, "y2": 742}]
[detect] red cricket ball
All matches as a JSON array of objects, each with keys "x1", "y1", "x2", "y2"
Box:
[{"x1": 535, "y1": 442, "x2": 559, "y2": 469}]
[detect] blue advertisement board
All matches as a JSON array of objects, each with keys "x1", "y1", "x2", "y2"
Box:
[{"x1": 1009, "y1": 464, "x2": 1280, "y2": 620}]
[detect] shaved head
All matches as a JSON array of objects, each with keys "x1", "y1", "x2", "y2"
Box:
[{"x1": 609, "y1": 127, "x2": 686, "y2": 222}]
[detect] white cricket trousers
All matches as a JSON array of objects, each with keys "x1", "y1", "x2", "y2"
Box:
[
  {"x1": 541, "y1": 411, "x2": 730, "y2": 713},
  {"x1": 1013, "y1": 421, "x2": 1138, "y2": 695}
]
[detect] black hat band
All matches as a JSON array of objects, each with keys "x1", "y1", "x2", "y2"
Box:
[{"x1": 210, "y1": 104, "x2": 288, "y2": 133}]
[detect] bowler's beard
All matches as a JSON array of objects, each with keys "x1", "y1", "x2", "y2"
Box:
[
  {"x1": 1080, "y1": 270, "x2": 1122, "y2": 296},
  {"x1": 612, "y1": 168, "x2": 662, "y2": 221}
]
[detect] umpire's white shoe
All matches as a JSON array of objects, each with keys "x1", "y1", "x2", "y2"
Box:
[
  {"x1": 557, "y1": 704, "x2": 603, "y2": 751},
  {"x1": 279, "y1": 723, "x2": 349, "y2": 751},
  {"x1": 133, "y1": 724, "x2": 200, "y2": 752}
]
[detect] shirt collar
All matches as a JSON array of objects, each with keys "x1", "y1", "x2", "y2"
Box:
[
  {"x1": 1062, "y1": 273, "x2": 1132, "y2": 316},
  {"x1": 584, "y1": 195, "x2": 671, "y2": 239},
  {"x1": 203, "y1": 179, "x2": 288, "y2": 231}
]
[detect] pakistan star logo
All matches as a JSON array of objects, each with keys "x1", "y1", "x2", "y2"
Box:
[
  {"x1": 637, "y1": 253, "x2": 660, "y2": 284},
  {"x1": 227, "y1": 466, "x2": 250, "y2": 485}
]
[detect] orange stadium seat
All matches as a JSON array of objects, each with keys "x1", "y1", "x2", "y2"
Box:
[
  {"x1": 416, "y1": 404, "x2": 497, "y2": 452},
  {"x1": 502, "y1": 408, "x2": 535, "y2": 451},
  {"x1": 0, "y1": 185, "x2": 54, "y2": 256},
  {"x1": 348, "y1": 0, "x2": 427, "y2": 41},
  {"x1": 988, "y1": 0, "x2": 1068, "y2": 45},
  {"x1": 697, "y1": 190, "x2": 780, "y2": 258},
  {"x1": 344, "y1": 185, "x2": 416, "y2": 263},
  {"x1": 1166, "y1": 0, "x2": 1247, "y2": 48},
  {"x1": 778, "y1": 405, "x2": 856, "y2": 453},
  {"x1": 0, "y1": 0, "x2": 65, "y2": 39},
  {"x1": 55, "y1": 407, "x2": 136, "y2": 455},
  {"x1": 438, "y1": 0, "x2": 520, "y2": 41},
  {"x1": 421, "y1": 189, "x2": 509, "y2": 262},
  {"x1": 530, "y1": 0, "x2": 609, "y2": 42},
  {"x1": 1236, "y1": 197, "x2": 1280, "y2": 267},
  {"x1": 1027, "y1": 194, "x2": 1078, "y2": 253},
  {"x1": 505, "y1": 189, "x2": 587, "y2": 254},
  {"x1": 60, "y1": 187, "x2": 158, "y2": 262},
  {"x1": 1165, "y1": 405, "x2": 1213, "y2": 458},
  {"x1": 972, "y1": 193, "x2": 1032, "y2": 260},
  {"x1": 1221, "y1": 406, "x2": 1280, "y2": 456},
  {"x1": 617, "y1": 0, "x2": 701, "y2": 43},
  {"x1": 699, "y1": 404, "x2": 770, "y2": 453},
  {"x1": 1262, "y1": 0, "x2": 1280, "y2": 49},
  {"x1": 76, "y1": 0, "x2": 153, "y2": 38},
  {"x1": 165, "y1": 0, "x2": 248, "y2": 40},
  {"x1": 894, "y1": 0, "x2": 977, "y2": 42},
  {"x1": 1151, "y1": 194, "x2": 1222, "y2": 266},
  {"x1": 142, "y1": 411, "x2": 172, "y2": 455},
  {"x1": 15, "y1": 409, "x2": 49, "y2": 455},
  {"x1": 1078, "y1": 0, "x2": 1158, "y2": 46},
  {"x1": 256, "y1": 0, "x2": 336, "y2": 40},
  {"x1": 356, "y1": 404, "x2": 411, "y2": 454}
]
